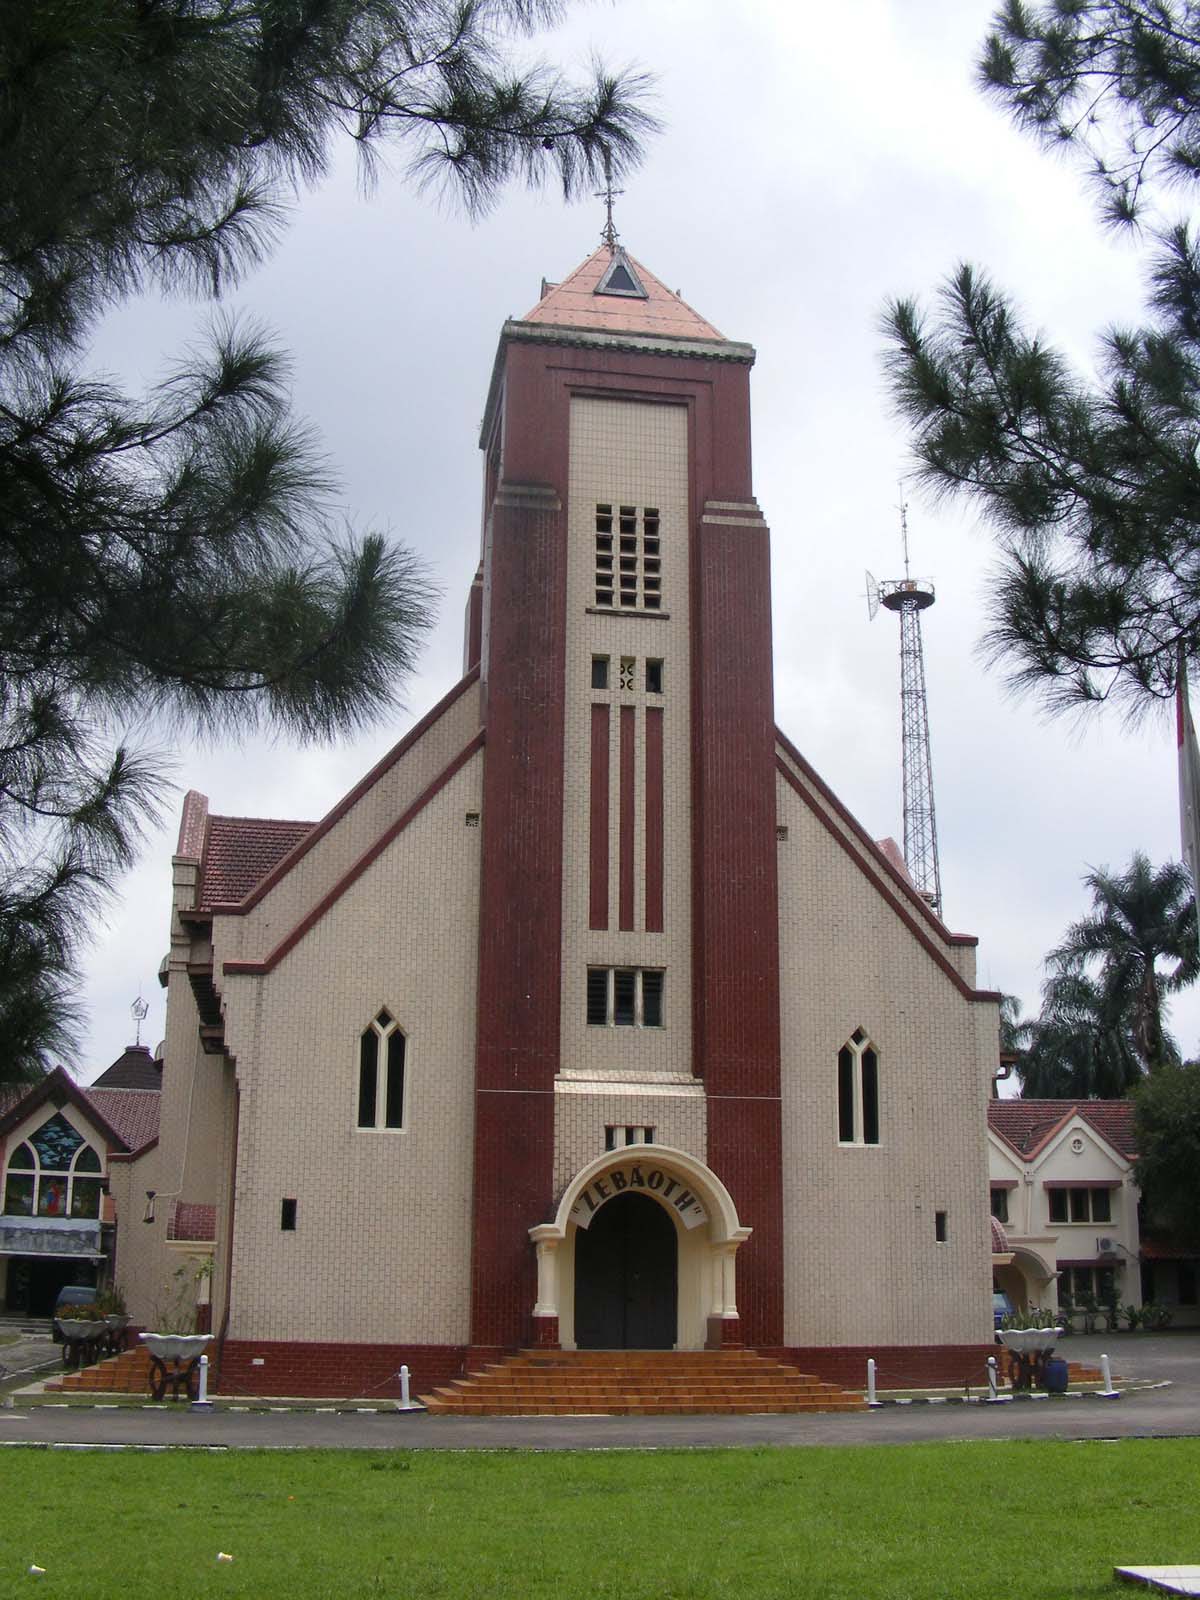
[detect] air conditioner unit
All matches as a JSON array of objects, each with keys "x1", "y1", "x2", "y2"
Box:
[{"x1": 1097, "y1": 1236, "x2": 1119, "y2": 1257}]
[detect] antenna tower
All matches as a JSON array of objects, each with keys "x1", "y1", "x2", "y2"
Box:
[{"x1": 865, "y1": 498, "x2": 943, "y2": 916}]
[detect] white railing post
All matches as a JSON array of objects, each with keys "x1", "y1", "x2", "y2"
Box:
[
  {"x1": 866, "y1": 1357, "x2": 882, "y2": 1408},
  {"x1": 985, "y1": 1355, "x2": 1009, "y2": 1402},
  {"x1": 400, "y1": 1364, "x2": 411, "y2": 1407},
  {"x1": 1098, "y1": 1353, "x2": 1120, "y2": 1398},
  {"x1": 190, "y1": 1353, "x2": 213, "y2": 1412}
]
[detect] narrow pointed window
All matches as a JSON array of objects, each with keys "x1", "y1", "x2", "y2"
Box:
[
  {"x1": 357, "y1": 1010, "x2": 407, "y2": 1129},
  {"x1": 837, "y1": 1029, "x2": 880, "y2": 1146}
]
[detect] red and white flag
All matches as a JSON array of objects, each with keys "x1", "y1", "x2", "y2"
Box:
[{"x1": 1178, "y1": 655, "x2": 1200, "y2": 942}]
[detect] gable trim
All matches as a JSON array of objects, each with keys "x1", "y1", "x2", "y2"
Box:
[
  {"x1": 776, "y1": 756, "x2": 999, "y2": 1005},
  {"x1": 204, "y1": 667, "x2": 481, "y2": 915},
  {"x1": 775, "y1": 729, "x2": 977, "y2": 949},
  {"x1": 223, "y1": 730, "x2": 486, "y2": 978},
  {"x1": 0, "y1": 1066, "x2": 130, "y2": 1152}
]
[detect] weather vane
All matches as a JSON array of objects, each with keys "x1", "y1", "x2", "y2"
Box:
[
  {"x1": 131, "y1": 993, "x2": 149, "y2": 1046},
  {"x1": 595, "y1": 153, "x2": 623, "y2": 250}
]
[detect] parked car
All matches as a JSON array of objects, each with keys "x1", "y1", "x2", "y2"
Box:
[
  {"x1": 992, "y1": 1290, "x2": 1014, "y2": 1334},
  {"x1": 51, "y1": 1284, "x2": 98, "y2": 1342}
]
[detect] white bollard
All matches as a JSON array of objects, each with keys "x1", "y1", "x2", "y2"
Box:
[
  {"x1": 1098, "y1": 1352, "x2": 1120, "y2": 1398},
  {"x1": 985, "y1": 1354, "x2": 1009, "y2": 1402},
  {"x1": 866, "y1": 1357, "x2": 882, "y2": 1407},
  {"x1": 190, "y1": 1353, "x2": 214, "y2": 1412},
  {"x1": 400, "y1": 1364, "x2": 411, "y2": 1407}
]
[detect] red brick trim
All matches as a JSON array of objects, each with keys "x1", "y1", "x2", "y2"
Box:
[
  {"x1": 765, "y1": 1343, "x2": 998, "y2": 1390},
  {"x1": 619, "y1": 705, "x2": 635, "y2": 931},
  {"x1": 774, "y1": 728, "x2": 979, "y2": 950},
  {"x1": 217, "y1": 1340, "x2": 468, "y2": 1400},
  {"x1": 206, "y1": 668, "x2": 481, "y2": 915},
  {"x1": 107, "y1": 1136, "x2": 158, "y2": 1163},
  {"x1": 0, "y1": 1065, "x2": 132, "y2": 1151},
  {"x1": 775, "y1": 754, "x2": 1000, "y2": 1005},
  {"x1": 223, "y1": 732, "x2": 485, "y2": 976},
  {"x1": 531, "y1": 1316, "x2": 560, "y2": 1348},
  {"x1": 706, "y1": 1316, "x2": 743, "y2": 1349},
  {"x1": 1045, "y1": 1179, "x2": 1123, "y2": 1189},
  {"x1": 589, "y1": 704, "x2": 610, "y2": 930},
  {"x1": 645, "y1": 706, "x2": 664, "y2": 932}
]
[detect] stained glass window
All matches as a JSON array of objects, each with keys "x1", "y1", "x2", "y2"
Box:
[{"x1": 2, "y1": 1115, "x2": 103, "y2": 1218}]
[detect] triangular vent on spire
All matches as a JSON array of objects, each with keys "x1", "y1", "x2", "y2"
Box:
[{"x1": 595, "y1": 249, "x2": 648, "y2": 300}]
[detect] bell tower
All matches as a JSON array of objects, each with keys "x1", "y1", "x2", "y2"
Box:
[{"x1": 468, "y1": 241, "x2": 783, "y2": 1353}]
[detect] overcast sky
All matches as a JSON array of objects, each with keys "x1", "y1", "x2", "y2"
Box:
[{"x1": 73, "y1": 0, "x2": 1199, "y2": 1081}]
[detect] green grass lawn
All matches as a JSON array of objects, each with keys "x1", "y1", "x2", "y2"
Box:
[{"x1": 3, "y1": 1439, "x2": 1196, "y2": 1598}]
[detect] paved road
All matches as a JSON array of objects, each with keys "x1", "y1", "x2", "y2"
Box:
[{"x1": 1, "y1": 1331, "x2": 1195, "y2": 1452}]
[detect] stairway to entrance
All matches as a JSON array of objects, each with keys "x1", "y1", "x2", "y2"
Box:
[
  {"x1": 44, "y1": 1345, "x2": 153, "y2": 1395},
  {"x1": 420, "y1": 1349, "x2": 867, "y2": 1415}
]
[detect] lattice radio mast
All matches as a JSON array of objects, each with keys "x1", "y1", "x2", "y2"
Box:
[{"x1": 865, "y1": 497, "x2": 943, "y2": 917}]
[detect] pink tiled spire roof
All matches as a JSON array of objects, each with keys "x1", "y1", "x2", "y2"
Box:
[{"x1": 521, "y1": 245, "x2": 725, "y2": 342}]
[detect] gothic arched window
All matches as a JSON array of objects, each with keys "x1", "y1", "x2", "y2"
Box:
[
  {"x1": 3, "y1": 1113, "x2": 103, "y2": 1218},
  {"x1": 356, "y1": 1010, "x2": 406, "y2": 1130},
  {"x1": 837, "y1": 1029, "x2": 880, "y2": 1146}
]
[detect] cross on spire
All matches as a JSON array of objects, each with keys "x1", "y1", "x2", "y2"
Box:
[{"x1": 595, "y1": 156, "x2": 623, "y2": 249}]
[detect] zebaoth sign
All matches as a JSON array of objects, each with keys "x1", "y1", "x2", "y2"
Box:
[{"x1": 569, "y1": 1163, "x2": 709, "y2": 1230}]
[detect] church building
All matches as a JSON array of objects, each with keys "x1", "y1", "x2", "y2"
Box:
[{"x1": 106, "y1": 239, "x2": 1001, "y2": 1398}]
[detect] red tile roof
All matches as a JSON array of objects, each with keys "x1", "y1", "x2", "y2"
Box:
[
  {"x1": 86, "y1": 1088, "x2": 160, "y2": 1153},
  {"x1": 199, "y1": 814, "x2": 314, "y2": 907},
  {"x1": 987, "y1": 1099, "x2": 1136, "y2": 1161},
  {"x1": 168, "y1": 1201, "x2": 216, "y2": 1242},
  {"x1": 522, "y1": 246, "x2": 725, "y2": 342}
]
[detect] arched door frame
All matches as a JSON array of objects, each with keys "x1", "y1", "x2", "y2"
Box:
[{"x1": 528, "y1": 1145, "x2": 752, "y2": 1350}]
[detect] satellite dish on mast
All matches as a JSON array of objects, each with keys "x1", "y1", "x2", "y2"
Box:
[{"x1": 865, "y1": 570, "x2": 880, "y2": 621}]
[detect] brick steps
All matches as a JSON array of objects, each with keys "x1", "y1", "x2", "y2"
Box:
[
  {"x1": 994, "y1": 1350, "x2": 1106, "y2": 1387},
  {"x1": 45, "y1": 1346, "x2": 153, "y2": 1394},
  {"x1": 420, "y1": 1349, "x2": 866, "y2": 1416}
]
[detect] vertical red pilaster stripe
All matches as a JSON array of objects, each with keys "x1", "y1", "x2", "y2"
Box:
[
  {"x1": 470, "y1": 476, "x2": 565, "y2": 1350},
  {"x1": 693, "y1": 503, "x2": 784, "y2": 1348},
  {"x1": 589, "y1": 703, "x2": 610, "y2": 930},
  {"x1": 644, "y1": 706, "x2": 664, "y2": 932},
  {"x1": 619, "y1": 705, "x2": 636, "y2": 931}
]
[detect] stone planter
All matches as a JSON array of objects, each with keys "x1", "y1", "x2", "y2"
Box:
[
  {"x1": 138, "y1": 1332, "x2": 212, "y2": 1362},
  {"x1": 998, "y1": 1327, "x2": 1063, "y2": 1357},
  {"x1": 998, "y1": 1327, "x2": 1064, "y2": 1391},
  {"x1": 55, "y1": 1316, "x2": 104, "y2": 1342}
]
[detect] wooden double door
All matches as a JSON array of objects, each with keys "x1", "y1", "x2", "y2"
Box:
[{"x1": 574, "y1": 1191, "x2": 677, "y2": 1349}]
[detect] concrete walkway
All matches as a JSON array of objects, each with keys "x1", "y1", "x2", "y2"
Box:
[{"x1": 2, "y1": 1330, "x2": 1196, "y2": 1451}]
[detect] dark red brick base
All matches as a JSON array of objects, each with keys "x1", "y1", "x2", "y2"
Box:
[
  {"x1": 216, "y1": 1341, "x2": 467, "y2": 1400},
  {"x1": 214, "y1": 1339, "x2": 997, "y2": 1399},
  {"x1": 706, "y1": 1316, "x2": 743, "y2": 1349},
  {"x1": 765, "y1": 1344, "x2": 997, "y2": 1391}
]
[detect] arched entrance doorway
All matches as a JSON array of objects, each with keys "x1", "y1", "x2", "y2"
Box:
[
  {"x1": 529, "y1": 1145, "x2": 752, "y2": 1351},
  {"x1": 575, "y1": 1191, "x2": 677, "y2": 1348}
]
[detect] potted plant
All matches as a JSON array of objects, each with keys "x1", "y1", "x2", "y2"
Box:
[
  {"x1": 998, "y1": 1305, "x2": 1063, "y2": 1355},
  {"x1": 1122, "y1": 1303, "x2": 1142, "y2": 1331},
  {"x1": 98, "y1": 1285, "x2": 130, "y2": 1332},
  {"x1": 1142, "y1": 1302, "x2": 1174, "y2": 1331},
  {"x1": 1056, "y1": 1291, "x2": 1075, "y2": 1335},
  {"x1": 1102, "y1": 1291, "x2": 1121, "y2": 1332},
  {"x1": 139, "y1": 1262, "x2": 214, "y2": 1363},
  {"x1": 1080, "y1": 1292, "x2": 1099, "y2": 1335},
  {"x1": 54, "y1": 1300, "x2": 105, "y2": 1342}
]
